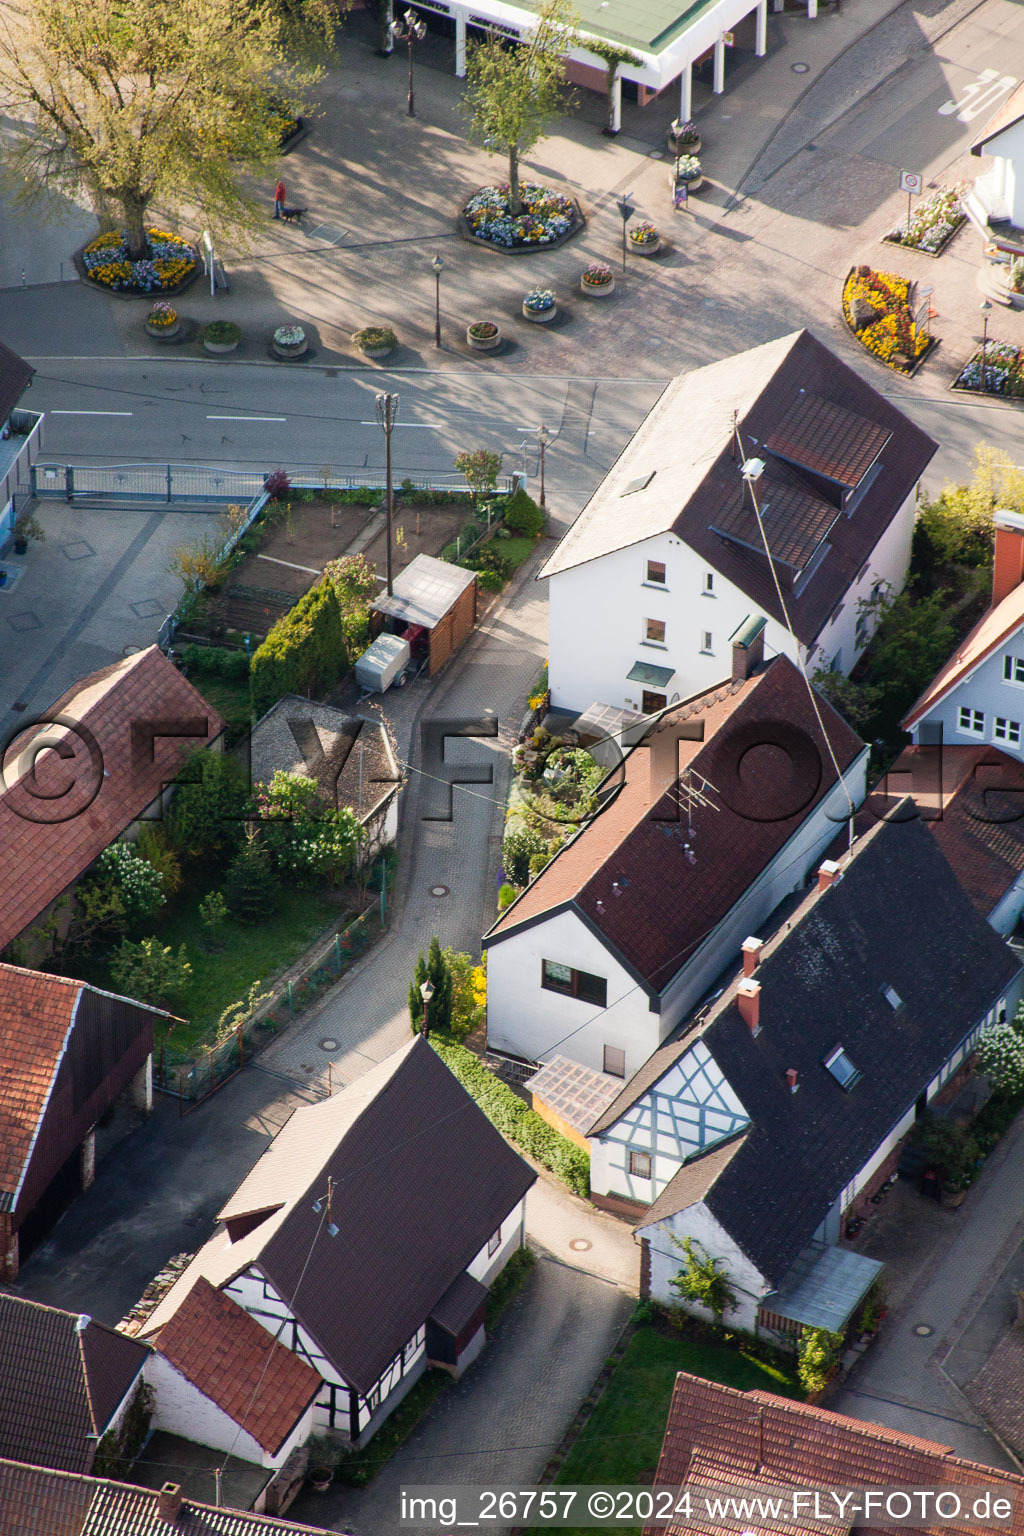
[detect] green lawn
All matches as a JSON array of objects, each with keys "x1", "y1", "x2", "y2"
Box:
[
  {"x1": 503, "y1": 535, "x2": 539, "y2": 569},
  {"x1": 190, "y1": 673, "x2": 252, "y2": 746}
]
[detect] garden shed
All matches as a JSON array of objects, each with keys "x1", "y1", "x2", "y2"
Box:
[{"x1": 371, "y1": 555, "x2": 477, "y2": 678}]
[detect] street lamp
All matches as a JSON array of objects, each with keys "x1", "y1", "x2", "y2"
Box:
[
  {"x1": 616, "y1": 192, "x2": 634, "y2": 274},
  {"x1": 374, "y1": 392, "x2": 400, "y2": 596},
  {"x1": 980, "y1": 299, "x2": 992, "y2": 394},
  {"x1": 431, "y1": 253, "x2": 444, "y2": 348},
  {"x1": 536, "y1": 423, "x2": 550, "y2": 509},
  {"x1": 391, "y1": 9, "x2": 427, "y2": 118},
  {"x1": 669, "y1": 119, "x2": 686, "y2": 182},
  {"x1": 420, "y1": 979, "x2": 435, "y2": 1040}
]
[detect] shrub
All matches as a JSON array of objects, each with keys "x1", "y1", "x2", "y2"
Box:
[
  {"x1": 250, "y1": 579, "x2": 347, "y2": 717},
  {"x1": 180, "y1": 644, "x2": 250, "y2": 680},
  {"x1": 91, "y1": 843, "x2": 166, "y2": 926},
  {"x1": 498, "y1": 882, "x2": 517, "y2": 911},
  {"x1": 977, "y1": 1021, "x2": 1024, "y2": 1096},
  {"x1": 460, "y1": 520, "x2": 481, "y2": 546},
  {"x1": 168, "y1": 749, "x2": 249, "y2": 861},
  {"x1": 440, "y1": 542, "x2": 459, "y2": 563},
  {"x1": 502, "y1": 826, "x2": 547, "y2": 884},
  {"x1": 430, "y1": 1037, "x2": 590, "y2": 1196},
  {"x1": 353, "y1": 325, "x2": 397, "y2": 351},
  {"x1": 135, "y1": 824, "x2": 183, "y2": 897},
  {"x1": 504, "y1": 485, "x2": 544, "y2": 537},
  {"x1": 409, "y1": 936, "x2": 453, "y2": 1034},
  {"x1": 797, "y1": 1327, "x2": 842, "y2": 1395},
  {"x1": 110, "y1": 936, "x2": 192, "y2": 1009},
  {"x1": 264, "y1": 468, "x2": 291, "y2": 499},
  {"x1": 204, "y1": 320, "x2": 241, "y2": 344},
  {"x1": 455, "y1": 448, "x2": 503, "y2": 500},
  {"x1": 477, "y1": 569, "x2": 504, "y2": 592}
]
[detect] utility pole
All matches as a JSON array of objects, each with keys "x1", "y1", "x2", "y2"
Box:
[{"x1": 375, "y1": 393, "x2": 399, "y2": 595}]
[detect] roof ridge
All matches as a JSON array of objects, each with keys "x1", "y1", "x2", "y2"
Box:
[{"x1": 76, "y1": 1318, "x2": 99, "y2": 1437}]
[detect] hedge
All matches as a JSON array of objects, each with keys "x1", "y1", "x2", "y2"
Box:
[
  {"x1": 431, "y1": 1037, "x2": 590, "y2": 1197},
  {"x1": 250, "y1": 579, "x2": 346, "y2": 716},
  {"x1": 180, "y1": 643, "x2": 250, "y2": 681},
  {"x1": 504, "y1": 485, "x2": 545, "y2": 538}
]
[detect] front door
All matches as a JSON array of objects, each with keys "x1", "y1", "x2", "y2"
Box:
[{"x1": 642, "y1": 690, "x2": 667, "y2": 714}]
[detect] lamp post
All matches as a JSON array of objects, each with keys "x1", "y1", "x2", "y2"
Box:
[
  {"x1": 374, "y1": 392, "x2": 399, "y2": 596},
  {"x1": 431, "y1": 253, "x2": 444, "y2": 348},
  {"x1": 616, "y1": 192, "x2": 634, "y2": 274},
  {"x1": 391, "y1": 9, "x2": 427, "y2": 118},
  {"x1": 669, "y1": 118, "x2": 685, "y2": 182},
  {"x1": 536, "y1": 423, "x2": 550, "y2": 509},
  {"x1": 420, "y1": 979, "x2": 435, "y2": 1041},
  {"x1": 980, "y1": 299, "x2": 992, "y2": 394}
]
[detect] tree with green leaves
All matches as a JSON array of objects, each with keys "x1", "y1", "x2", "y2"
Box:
[
  {"x1": 225, "y1": 834, "x2": 278, "y2": 923},
  {"x1": 578, "y1": 38, "x2": 644, "y2": 135},
  {"x1": 797, "y1": 1327, "x2": 843, "y2": 1395},
  {"x1": 668, "y1": 1235, "x2": 736, "y2": 1325},
  {"x1": 199, "y1": 889, "x2": 229, "y2": 948},
  {"x1": 110, "y1": 936, "x2": 192, "y2": 1009},
  {"x1": 460, "y1": 0, "x2": 579, "y2": 217},
  {"x1": 851, "y1": 586, "x2": 956, "y2": 713},
  {"x1": 455, "y1": 449, "x2": 503, "y2": 502},
  {"x1": 917, "y1": 443, "x2": 1024, "y2": 570},
  {"x1": 168, "y1": 749, "x2": 249, "y2": 862},
  {"x1": 0, "y1": 0, "x2": 335, "y2": 261},
  {"x1": 409, "y1": 935, "x2": 453, "y2": 1037}
]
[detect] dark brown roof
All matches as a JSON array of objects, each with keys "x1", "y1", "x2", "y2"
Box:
[
  {"x1": 428, "y1": 1271, "x2": 489, "y2": 1335},
  {"x1": 0, "y1": 1457, "x2": 332, "y2": 1536},
  {"x1": 648, "y1": 1373, "x2": 1024, "y2": 1536},
  {"x1": 0, "y1": 340, "x2": 33, "y2": 424},
  {"x1": 765, "y1": 393, "x2": 891, "y2": 488},
  {"x1": 0, "y1": 1295, "x2": 148, "y2": 1473},
  {"x1": 710, "y1": 464, "x2": 842, "y2": 574},
  {"x1": 152, "y1": 1277, "x2": 321, "y2": 1456},
  {"x1": 0, "y1": 647, "x2": 224, "y2": 953},
  {"x1": 487, "y1": 656, "x2": 866, "y2": 994},
  {"x1": 641, "y1": 1136, "x2": 747, "y2": 1224}
]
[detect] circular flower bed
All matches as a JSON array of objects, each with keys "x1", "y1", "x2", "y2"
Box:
[
  {"x1": 147, "y1": 301, "x2": 178, "y2": 330},
  {"x1": 954, "y1": 341, "x2": 1024, "y2": 397},
  {"x1": 523, "y1": 289, "x2": 557, "y2": 324},
  {"x1": 842, "y1": 267, "x2": 930, "y2": 372},
  {"x1": 274, "y1": 324, "x2": 305, "y2": 348},
  {"x1": 203, "y1": 320, "x2": 241, "y2": 354},
  {"x1": 353, "y1": 325, "x2": 397, "y2": 356},
  {"x1": 581, "y1": 262, "x2": 614, "y2": 296},
  {"x1": 81, "y1": 227, "x2": 197, "y2": 293},
  {"x1": 673, "y1": 155, "x2": 702, "y2": 184},
  {"x1": 884, "y1": 184, "x2": 965, "y2": 256},
  {"x1": 467, "y1": 321, "x2": 502, "y2": 351},
  {"x1": 463, "y1": 183, "x2": 578, "y2": 249},
  {"x1": 629, "y1": 220, "x2": 659, "y2": 246},
  {"x1": 670, "y1": 119, "x2": 701, "y2": 149}
]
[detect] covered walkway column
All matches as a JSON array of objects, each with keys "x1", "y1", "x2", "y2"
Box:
[
  {"x1": 756, "y1": 0, "x2": 767, "y2": 54},
  {"x1": 807, "y1": 0, "x2": 818, "y2": 16},
  {"x1": 679, "y1": 60, "x2": 692, "y2": 121},
  {"x1": 455, "y1": 9, "x2": 467, "y2": 76},
  {"x1": 610, "y1": 72, "x2": 622, "y2": 133},
  {"x1": 713, "y1": 35, "x2": 726, "y2": 93}
]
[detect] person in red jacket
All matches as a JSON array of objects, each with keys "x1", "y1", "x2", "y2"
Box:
[{"x1": 273, "y1": 179, "x2": 286, "y2": 219}]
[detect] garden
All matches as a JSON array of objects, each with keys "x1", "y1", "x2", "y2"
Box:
[
  {"x1": 80, "y1": 228, "x2": 197, "y2": 294},
  {"x1": 842, "y1": 267, "x2": 933, "y2": 373},
  {"x1": 884, "y1": 184, "x2": 965, "y2": 256},
  {"x1": 953, "y1": 339, "x2": 1024, "y2": 398},
  {"x1": 462, "y1": 183, "x2": 581, "y2": 250}
]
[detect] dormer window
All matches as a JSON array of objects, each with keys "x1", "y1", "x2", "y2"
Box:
[
  {"x1": 824, "y1": 1045, "x2": 862, "y2": 1091},
  {"x1": 882, "y1": 985, "x2": 902, "y2": 1010}
]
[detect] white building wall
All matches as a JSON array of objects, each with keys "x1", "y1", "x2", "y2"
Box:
[
  {"x1": 815, "y1": 490, "x2": 916, "y2": 674},
  {"x1": 909, "y1": 645, "x2": 1024, "y2": 764},
  {"x1": 978, "y1": 118, "x2": 1024, "y2": 226},
  {"x1": 145, "y1": 1351, "x2": 314, "y2": 1469},
  {"x1": 466, "y1": 1196, "x2": 527, "y2": 1285},
  {"x1": 640, "y1": 1201, "x2": 768, "y2": 1333}
]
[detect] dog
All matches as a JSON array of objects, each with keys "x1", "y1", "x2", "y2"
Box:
[{"x1": 280, "y1": 205, "x2": 307, "y2": 225}]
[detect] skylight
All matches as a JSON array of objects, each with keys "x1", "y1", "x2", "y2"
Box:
[
  {"x1": 621, "y1": 471, "x2": 656, "y2": 496},
  {"x1": 824, "y1": 1045, "x2": 862, "y2": 1091},
  {"x1": 882, "y1": 985, "x2": 902, "y2": 1010}
]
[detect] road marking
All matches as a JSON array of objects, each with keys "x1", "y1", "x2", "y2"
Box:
[
  {"x1": 50, "y1": 409, "x2": 133, "y2": 416},
  {"x1": 938, "y1": 69, "x2": 1017, "y2": 122},
  {"x1": 206, "y1": 414, "x2": 287, "y2": 422},
  {"x1": 358, "y1": 421, "x2": 444, "y2": 428}
]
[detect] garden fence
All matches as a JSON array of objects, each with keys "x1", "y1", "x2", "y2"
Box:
[{"x1": 158, "y1": 889, "x2": 388, "y2": 1112}]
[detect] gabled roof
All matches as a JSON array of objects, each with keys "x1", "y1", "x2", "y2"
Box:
[
  {"x1": 0, "y1": 1295, "x2": 149, "y2": 1474},
  {"x1": 636, "y1": 815, "x2": 1020, "y2": 1283},
  {"x1": 0, "y1": 647, "x2": 224, "y2": 953},
  {"x1": 868, "y1": 744, "x2": 1024, "y2": 917},
  {"x1": 485, "y1": 656, "x2": 865, "y2": 994},
  {"x1": 903, "y1": 580, "x2": 1024, "y2": 729},
  {"x1": 0, "y1": 965, "x2": 170, "y2": 1211},
  {"x1": 249, "y1": 695, "x2": 401, "y2": 824},
  {"x1": 648, "y1": 1373, "x2": 1024, "y2": 1536},
  {"x1": 143, "y1": 1038, "x2": 536, "y2": 1396},
  {"x1": 0, "y1": 340, "x2": 33, "y2": 423},
  {"x1": 151, "y1": 1277, "x2": 321, "y2": 1456},
  {"x1": 371, "y1": 552, "x2": 476, "y2": 628},
  {"x1": 0, "y1": 1457, "x2": 331, "y2": 1536},
  {"x1": 971, "y1": 80, "x2": 1024, "y2": 155},
  {"x1": 539, "y1": 330, "x2": 936, "y2": 647}
]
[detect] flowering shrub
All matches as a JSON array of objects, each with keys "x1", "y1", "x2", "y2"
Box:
[
  {"x1": 92, "y1": 843, "x2": 166, "y2": 924},
  {"x1": 82, "y1": 228, "x2": 196, "y2": 293},
  {"x1": 582, "y1": 262, "x2": 613, "y2": 286},
  {"x1": 842, "y1": 268, "x2": 929, "y2": 369},
  {"x1": 955, "y1": 341, "x2": 1024, "y2": 397},
  {"x1": 274, "y1": 324, "x2": 305, "y2": 346},
  {"x1": 523, "y1": 289, "x2": 555, "y2": 312},
  {"x1": 671, "y1": 119, "x2": 700, "y2": 145},
  {"x1": 147, "y1": 301, "x2": 178, "y2": 329},
  {"x1": 629, "y1": 220, "x2": 659, "y2": 245},
  {"x1": 463, "y1": 183, "x2": 576, "y2": 248},
  {"x1": 977, "y1": 1021, "x2": 1024, "y2": 1095},
  {"x1": 353, "y1": 325, "x2": 397, "y2": 351},
  {"x1": 886, "y1": 184, "x2": 965, "y2": 254},
  {"x1": 253, "y1": 771, "x2": 364, "y2": 885},
  {"x1": 673, "y1": 155, "x2": 701, "y2": 182},
  {"x1": 468, "y1": 321, "x2": 499, "y2": 338}
]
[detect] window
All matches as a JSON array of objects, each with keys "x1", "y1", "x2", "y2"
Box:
[
  {"x1": 824, "y1": 1045, "x2": 862, "y2": 1091},
  {"x1": 642, "y1": 690, "x2": 667, "y2": 714},
  {"x1": 487, "y1": 1225, "x2": 502, "y2": 1257},
  {"x1": 542, "y1": 960, "x2": 607, "y2": 1007},
  {"x1": 1004, "y1": 655, "x2": 1024, "y2": 685},
  {"x1": 995, "y1": 716, "x2": 1022, "y2": 745},
  {"x1": 882, "y1": 984, "x2": 902, "y2": 1010},
  {"x1": 645, "y1": 618, "x2": 666, "y2": 644},
  {"x1": 622, "y1": 472, "x2": 656, "y2": 496},
  {"x1": 701, "y1": 631, "x2": 713, "y2": 653},
  {"x1": 703, "y1": 572, "x2": 715, "y2": 595},
  {"x1": 628, "y1": 1150, "x2": 652, "y2": 1179},
  {"x1": 958, "y1": 707, "x2": 985, "y2": 736},
  {"x1": 646, "y1": 560, "x2": 666, "y2": 585},
  {"x1": 604, "y1": 1044, "x2": 626, "y2": 1078}
]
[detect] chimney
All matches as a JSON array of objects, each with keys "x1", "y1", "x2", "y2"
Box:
[
  {"x1": 993, "y1": 510, "x2": 1024, "y2": 607},
  {"x1": 731, "y1": 615, "x2": 767, "y2": 683},
  {"x1": 786, "y1": 1068, "x2": 798, "y2": 1093},
  {"x1": 737, "y1": 977, "x2": 761, "y2": 1034},
  {"x1": 817, "y1": 859, "x2": 841, "y2": 893},
  {"x1": 156, "y1": 1485, "x2": 183, "y2": 1524},
  {"x1": 741, "y1": 937, "x2": 764, "y2": 977}
]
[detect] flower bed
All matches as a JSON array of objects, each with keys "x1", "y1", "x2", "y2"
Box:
[
  {"x1": 147, "y1": 301, "x2": 178, "y2": 330},
  {"x1": 673, "y1": 154, "x2": 702, "y2": 184},
  {"x1": 462, "y1": 182, "x2": 580, "y2": 250},
  {"x1": 523, "y1": 289, "x2": 555, "y2": 314},
  {"x1": 81, "y1": 227, "x2": 197, "y2": 293},
  {"x1": 953, "y1": 341, "x2": 1024, "y2": 397},
  {"x1": 884, "y1": 185, "x2": 965, "y2": 256},
  {"x1": 581, "y1": 262, "x2": 614, "y2": 290},
  {"x1": 842, "y1": 267, "x2": 931, "y2": 372},
  {"x1": 629, "y1": 220, "x2": 659, "y2": 247}
]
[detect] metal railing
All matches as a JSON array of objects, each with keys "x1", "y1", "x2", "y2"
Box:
[{"x1": 31, "y1": 462, "x2": 518, "y2": 503}]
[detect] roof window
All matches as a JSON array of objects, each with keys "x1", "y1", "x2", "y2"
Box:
[
  {"x1": 621, "y1": 472, "x2": 656, "y2": 497},
  {"x1": 824, "y1": 1045, "x2": 862, "y2": 1091},
  {"x1": 882, "y1": 985, "x2": 902, "y2": 1010}
]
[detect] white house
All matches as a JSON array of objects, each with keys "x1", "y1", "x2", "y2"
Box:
[
  {"x1": 142, "y1": 1038, "x2": 535, "y2": 1448},
  {"x1": 485, "y1": 647, "x2": 869, "y2": 1083},
  {"x1": 541, "y1": 330, "x2": 936, "y2": 718},
  {"x1": 971, "y1": 80, "x2": 1024, "y2": 229},
  {"x1": 0, "y1": 339, "x2": 43, "y2": 548},
  {"x1": 579, "y1": 814, "x2": 1019, "y2": 1340}
]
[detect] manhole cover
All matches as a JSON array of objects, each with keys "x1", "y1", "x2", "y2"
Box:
[
  {"x1": 320, "y1": 1038, "x2": 339, "y2": 1051},
  {"x1": 914, "y1": 1324, "x2": 934, "y2": 1336},
  {"x1": 570, "y1": 1238, "x2": 593, "y2": 1252},
  {"x1": 430, "y1": 885, "x2": 450, "y2": 897},
  {"x1": 648, "y1": 150, "x2": 664, "y2": 159},
  {"x1": 792, "y1": 61, "x2": 810, "y2": 72}
]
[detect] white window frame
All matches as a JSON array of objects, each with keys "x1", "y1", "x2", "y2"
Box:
[
  {"x1": 628, "y1": 1150, "x2": 652, "y2": 1180},
  {"x1": 1004, "y1": 655, "x2": 1024, "y2": 686},
  {"x1": 645, "y1": 559, "x2": 667, "y2": 587},
  {"x1": 958, "y1": 706, "x2": 985, "y2": 736},
  {"x1": 644, "y1": 617, "x2": 667, "y2": 646},
  {"x1": 700, "y1": 631, "x2": 713, "y2": 654},
  {"x1": 994, "y1": 716, "x2": 1021, "y2": 745}
]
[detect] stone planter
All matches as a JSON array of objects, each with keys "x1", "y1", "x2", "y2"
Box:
[
  {"x1": 273, "y1": 337, "x2": 308, "y2": 359},
  {"x1": 941, "y1": 1186, "x2": 967, "y2": 1208},
  {"x1": 580, "y1": 275, "x2": 615, "y2": 297},
  {"x1": 675, "y1": 174, "x2": 704, "y2": 194},
  {"x1": 203, "y1": 336, "x2": 240, "y2": 354},
  {"x1": 523, "y1": 301, "x2": 557, "y2": 324},
  {"x1": 467, "y1": 325, "x2": 502, "y2": 351},
  {"x1": 358, "y1": 343, "x2": 395, "y2": 359},
  {"x1": 307, "y1": 1469, "x2": 333, "y2": 1493},
  {"x1": 146, "y1": 320, "x2": 180, "y2": 340},
  {"x1": 669, "y1": 133, "x2": 701, "y2": 156},
  {"x1": 629, "y1": 237, "x2": 661, "y2": 259}
]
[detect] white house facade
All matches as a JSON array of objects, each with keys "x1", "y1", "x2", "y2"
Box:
[
  {"x1": 145, "y1": 1349, "x2": 317, "y2": 1472},
  {"x1": 971, "y1": 81, "x2": 1024, "y2": 227}
]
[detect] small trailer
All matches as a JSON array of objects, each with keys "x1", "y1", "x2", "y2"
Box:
[{"x1": 355, "y1": 632, "x2": 412, "y2": 694}]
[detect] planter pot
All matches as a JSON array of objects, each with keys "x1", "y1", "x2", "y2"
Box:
[
  {"x1": 467, "y1": 325, "x2": 502, "y2": 351},
  {"x1": 581, "y1": 275, "x2": 615, "y2": 297},
  {"x1": 13, "y1": 539, "x2": 27, "y2": 556},
  {"x1": 273, "y1": 337, "x2": 308, "y2": 359},
  {"x1": 629, "y1": 237, "x2": 661, "y2": 258},
  {"x1": 307, "y1": 1470, "x2": 333, "y2": 1493},
  {"x1": 941, "y1": 1186, "x2": 967, "y2": 1208},
  {"x1": 359, "y1": 343, "x2": 395, "y2": 359},
  {"x1": 523, "y1": 302, "x2": 557, "y2": 323},
  {"x1": 146, "y1": 320, "x2": 180, "y2": 339},
  {"x1": 675, "y1": 174, "x2": 704, "y2": 193},
  {"x1": 203, "y1": 337, "x2": 240, "y2": 354},
  {"x1": 668, "y1": 133, "x2": 702, "y2": 156}
]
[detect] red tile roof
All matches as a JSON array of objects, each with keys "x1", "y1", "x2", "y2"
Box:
[
  {"x1": 902, "y1": 582, "x2": 1024, "y2": 730},
  {"x1": 0, "y1": 968, "x2": 82, "y2": 1203},
  {"x1": 765, "y1": 393, "x2": 892, "y2": 488},
  {"x1": 648, "y1": 1373, "x2": 1024, "y2": 1536},
  {"x1": 152, "y1": 1277, "x2": 321, "y2": 1456},
  {"x1": 0, "y1": 647, "x2": 224, "y2": 952}
]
